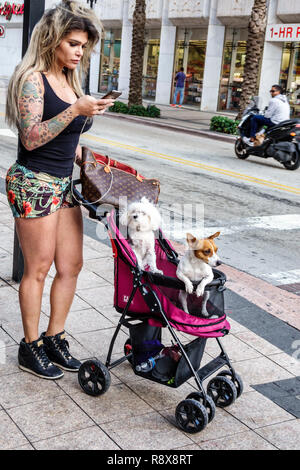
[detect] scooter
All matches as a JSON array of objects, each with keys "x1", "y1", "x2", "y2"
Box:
[{"x1": 235, "y1": 99, "x2": 300, "y2": 170}]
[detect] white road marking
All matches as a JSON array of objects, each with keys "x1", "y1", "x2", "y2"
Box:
[
  {"x1": 260, "y1": 269, "x2": 300, "y2": 285},
  {"x1": 0, "y1": 167, "x2": 7, "y2": 178},
  {"x1": 202, "y1": 214, "x2": 300, "y2": 236},
  {"x1": 0, "y1": 129, "x2": 16, "y2": 138},
  {"x1": 161, "y1": 213, "x2": 300, "y2": 240}
]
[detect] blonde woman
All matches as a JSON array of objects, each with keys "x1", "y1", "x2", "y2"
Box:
[{"x1": 5, "y1": 1, "x2": 114, "y2": 379}]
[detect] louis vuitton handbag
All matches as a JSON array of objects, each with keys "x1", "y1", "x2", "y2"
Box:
[{"x1": 79, "y1": 146, "x2": 160, "y2": 208}]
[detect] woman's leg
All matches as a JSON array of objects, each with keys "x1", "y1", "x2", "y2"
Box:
[
  {"x1": 15, "y1": 212, "x2": 58, "y2": 343},
  {"x1": 46, "y1": 206, "x2": 83, "y2": 336}
]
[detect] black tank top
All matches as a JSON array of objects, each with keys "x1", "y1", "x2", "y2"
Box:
[{"x1": 17, "y1": 73, "x2": 92, "y2": 178}]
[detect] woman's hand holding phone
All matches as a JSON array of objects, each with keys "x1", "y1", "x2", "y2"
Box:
[
  {"x1": 72, "y1": 95, "x2": 115, "y2": 117},
  {"x1": 96, "y1": 98, "x2": 115, "y2": 115}
]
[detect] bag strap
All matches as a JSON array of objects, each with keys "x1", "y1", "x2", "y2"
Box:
[{"x1": 71, "y1": 117, "x2": 114, "y2": 206}]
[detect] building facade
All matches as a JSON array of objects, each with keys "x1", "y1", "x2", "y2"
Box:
[{"x1": 1, "y1": 0, "x2": 300, "y2": 114}]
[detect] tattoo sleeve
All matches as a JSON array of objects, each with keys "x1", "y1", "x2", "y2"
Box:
[{"x1": 18, "y1": 73, "x2": 78, "y2": 151}]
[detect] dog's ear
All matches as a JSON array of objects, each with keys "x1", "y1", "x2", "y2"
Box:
[
  {"x1": 186, "y1": 233, "x2": 196, "y2": 245},
  {"x1": 186, "y1": 233, "x2": 205, "y2": 250},
  {"x1": 208, "y1": 231, "x2": 220, "y2": 240},
  {"x1": 186, "y1": 233, "x2": 201, "y2": 249}
]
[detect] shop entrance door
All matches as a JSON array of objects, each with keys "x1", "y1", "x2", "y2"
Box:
[
  {"x1": 142, "y1": 39, "x2": 160, "y2": 100},
  {"x1": 99, "y1": 30, "x2": 121, "y2": 93},
  {"x1": 279, "y1": 42, "x2": 300, "y2": 117},
  {"x1": 218, "y1": 38, "x2": 247, "y2": 111},
  {"x1": 173, "y1": 32, "x2": 206, "y2": 107}
]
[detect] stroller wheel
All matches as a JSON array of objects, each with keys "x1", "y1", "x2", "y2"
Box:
[
  {"x1": 186, "y1": 392, "x2": 216, "y2": 423},
  {"x1": 207, "y1": 375, "x2": 237, "y2": 408},
  {"x1": 78, "y1": 360, "x2": 111, "y2": 397},
  {"x1": 124, "y1": 339, "x2": 133, "y2": 364},
  {"x1": 175, "y1": 398, "x2": 208, "y2": 434},
  {"x1": 218, "y1": 371, "x2": 244, "y2": 398}
]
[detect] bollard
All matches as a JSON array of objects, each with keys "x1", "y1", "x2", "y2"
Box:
[{"x1": 12, "y1": 0, "x2": 45, "y2": 282}]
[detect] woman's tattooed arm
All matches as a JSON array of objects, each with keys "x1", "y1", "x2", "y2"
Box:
[{"x1": 18, "y1": 72, "x2": 79, "y2": 151}]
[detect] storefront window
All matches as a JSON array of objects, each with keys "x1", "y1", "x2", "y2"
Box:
[
  {"x1": 186, "y1": 40, "x2": 206, "y2": 106},
  {"x1": 218, "y1": 36, "x2": 247, "y2": 111},
  {"x1": 142, "y1": 39, "x2": 160, "y2": 100},
  {"x1": 173, "y1": 30, "x2": 207, "y2": 107},
  {"x1": 279, "y1": 43, "x2": 300, "y2": 117},
  {"x1": 280, "y1": 43, "x2": 292, "y2": 91},
  {"x1": 99, "y1": 30, "x2": 121, "y2": 93}
]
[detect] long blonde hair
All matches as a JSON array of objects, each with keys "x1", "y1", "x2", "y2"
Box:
[{"x1": 6, "y1": 0, "x2": 102, "y2": 129}]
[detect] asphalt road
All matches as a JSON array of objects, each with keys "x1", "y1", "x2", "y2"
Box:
[{"x1": 0, "y1": 109, "x2": 300, "y2": 287}]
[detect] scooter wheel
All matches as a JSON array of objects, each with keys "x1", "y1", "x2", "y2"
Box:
[
  {"x1": 235, "y1": 138, "x2": 249, "y2": 160},
  {"x1": 283, "y1": 153, "x2": 300, "y2": 170}
]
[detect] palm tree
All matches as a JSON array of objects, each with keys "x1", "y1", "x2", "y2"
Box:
[
  {"x1": 237, "y1": 0, "x2": 267, "y2": 119},
  {"x1": 128, "y1": 0, "x2": 146, "y2": 107}
]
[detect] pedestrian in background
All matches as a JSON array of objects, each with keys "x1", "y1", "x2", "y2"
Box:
[
  {"x1": 171, "y1": 67, "x2": 186, "y2": 107},
  {"x1": 5, "y1": 0, "x2": 114, "y2": 380}
]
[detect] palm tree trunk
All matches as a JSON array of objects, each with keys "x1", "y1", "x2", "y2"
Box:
[
  {"x1": 237, "y1": 0, "x2": 267, "y2": 120},
  {"x1": 128, "y1": 0, "x2": 146, "y2": 107}
]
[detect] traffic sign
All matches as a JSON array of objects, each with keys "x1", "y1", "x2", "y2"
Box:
[{"x1": 0, "y1": 24, "x2": 5, "y2": 38}]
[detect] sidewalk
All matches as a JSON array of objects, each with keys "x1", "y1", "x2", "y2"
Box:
[{"x1": 0, "y1": 191, "x2": 300, "y2": 451}]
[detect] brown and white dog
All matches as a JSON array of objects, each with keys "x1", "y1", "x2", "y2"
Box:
[{"x1": 176, "y1": 232, "x2": 221, "y2": 317}]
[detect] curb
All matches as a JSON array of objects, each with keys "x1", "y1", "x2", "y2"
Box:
[{"x1": 103, "y1": 112, "x2": 237, "y2": 144}]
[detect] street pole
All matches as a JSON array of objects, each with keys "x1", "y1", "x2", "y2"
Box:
[
  {"x1": 85, "y1": 0, "x2": 97, "y2": 94},
  {"x1": 12, "y1": 0, "x2": 45, "y2": 282}
]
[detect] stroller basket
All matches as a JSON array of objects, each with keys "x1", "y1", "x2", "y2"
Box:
[{"x1": 129, "y1": 321, "x2": 207, "y2": 388}]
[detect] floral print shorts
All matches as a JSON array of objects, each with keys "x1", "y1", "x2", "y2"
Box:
[{"x1": 6, "y1": 163, "x2": 79, "y2": 218}]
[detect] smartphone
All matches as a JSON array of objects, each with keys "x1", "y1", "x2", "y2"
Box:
[{"x1": 101, "y1": 90, "x2": 122, "y2": 100}]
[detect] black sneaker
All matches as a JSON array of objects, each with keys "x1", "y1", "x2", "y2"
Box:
[
  {"x1": 42, "y1": 331, "x2": 81, "y2": 372},
  {"x1": 18, "y1": 338, "x2": 64, "y2": 380}
]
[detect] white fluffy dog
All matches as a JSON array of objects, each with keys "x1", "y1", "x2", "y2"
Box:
[{"x1": 120, "y1": 197, "x2": 163, "y2": 274}]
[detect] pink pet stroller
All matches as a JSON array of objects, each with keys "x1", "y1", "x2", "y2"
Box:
[{"x1": 73, "y1": 183, "x2": 243, "y2": 434}]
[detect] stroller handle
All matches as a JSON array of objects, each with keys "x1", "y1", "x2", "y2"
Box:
[{"x1": 72, "y1": 179, "x2": 109, "y2": 223}]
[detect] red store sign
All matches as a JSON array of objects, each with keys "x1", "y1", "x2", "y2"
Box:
[
  {"x1": 0, "y1": 2, "x2": 24, "y2": 21},
  {"x1": 266, "y1": 24, "x2": 300, "y2": 42}
]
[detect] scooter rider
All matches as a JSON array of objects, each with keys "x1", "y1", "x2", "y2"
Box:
[{"x1": 243, "y1": 85, "x2": 290, "y2": 146}]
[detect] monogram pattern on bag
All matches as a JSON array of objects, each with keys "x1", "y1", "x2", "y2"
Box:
[{"x1": 80, "y1": 147, "x2": 160, "y2": 207}]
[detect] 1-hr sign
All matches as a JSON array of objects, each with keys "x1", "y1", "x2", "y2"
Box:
[
  {"x1": 266, "y1": 24, "x2": 300, "y2": 42},
  {"x1": 0, "y1": 24, "x2": 5, "y2": 37}
]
